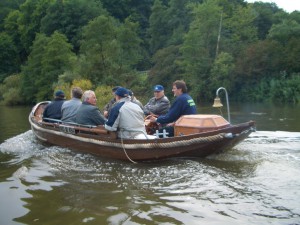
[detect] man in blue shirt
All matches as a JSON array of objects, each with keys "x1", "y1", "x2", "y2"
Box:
[{"x1": 150, "y1": 80, "x2": 196, "y2": 137}]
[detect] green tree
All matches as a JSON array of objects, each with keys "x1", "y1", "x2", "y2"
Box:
[
  {"x1": 210, "y1": 52, "x2": 235, "y2": 98},
  {"x1": 40, "y1": 0, "x2": 106, "y2": 53},
  {"x1": 251, "y1": 2, "x2": 282, "y2": 39},
  {"x1": 79, "y1": 15, "x2": 142, "y2": 85},
  {"x1": 180, "y1": 0, "x2": 221, "y2": 100},
  {"x1": 21, "y1": 32, "x2": 76, "y2": 103},
  {"x1": 0, "y1": 32, "x2": 20, "y2": 82},
  {"x1": 3, "y1": 10, "x2": 26, "y2": 62},
  {"x1": 0, "y1": 0, "x2": 25, "y2": 31},
  {"x1": 268, "y1": 18, "x2": 300, "y2": 45},
  {"x1": 100, "y1": 0, "x2": 153, "y2": 34},
  {"x1": 165, "y1": 0, "x2": 194, "y2": 46},
  {"x1": 148, "y1": 45, "x2": 182, "y2": 96},
  {"x1": 17, "y1": 0, "x2": 51, "y2": 55},
  {"x1": 148, "y1": 0, "x2": 168, "y2": 54},
  {"x1": 222, "y1": 4, "x2": 258, "y2": 56},
  {"x1": 21, "y1": 33, "x2": 47, "y2": 104},
  {"x1": 0, "y1": 74, "x2": 23, "y2": 105},
  {"x1": 285, "y1": 37, "x2": 300, "y2": 73}
]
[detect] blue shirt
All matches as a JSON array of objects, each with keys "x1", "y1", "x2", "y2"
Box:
[{"x1": 156, "y1": 93, "x2": 196, "y2": 124}]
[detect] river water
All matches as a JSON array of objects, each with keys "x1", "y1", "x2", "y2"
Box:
[{"x1": 0, "y1": 103, "x2": 300, "y2": 225}]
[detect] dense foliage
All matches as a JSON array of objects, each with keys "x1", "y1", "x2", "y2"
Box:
[{"x1": 0, "y1": 0, "x2": 299, "y2": 107}]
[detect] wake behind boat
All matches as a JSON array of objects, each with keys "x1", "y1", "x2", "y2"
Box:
[{"x1": 29, "y1": 100, "x2": 255, "y2": 162}]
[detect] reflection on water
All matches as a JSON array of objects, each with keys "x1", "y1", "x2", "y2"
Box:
[
  {"x1": 1, "y1": 130, "x2": 300, "y2": 225},
  {"x1": 0, "y1": 105, "x2": 32, "y2": 143}
]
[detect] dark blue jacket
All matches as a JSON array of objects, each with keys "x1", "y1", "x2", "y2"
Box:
[
  {"x1": 156, "y1": 93, "x2": 196, "y2": 124},
  {"x1": 43, "y1": 98, "x2": 65, "y2": 122}
]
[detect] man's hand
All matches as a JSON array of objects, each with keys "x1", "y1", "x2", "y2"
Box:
[
  {"x1": 103, "y1": 111, "x2": 108, "y2": 118},
  {"x1": 149, "y1": 116, "x2": 157, "y2": 123}
]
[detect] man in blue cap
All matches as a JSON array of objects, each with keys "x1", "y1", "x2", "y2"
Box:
[
  {"x1": 149, "y1": 80, "x2": 197, "y2": 137},
  {"x1": 143, "y1": 84, "x2": 170, "y2": 116},
  {"x1": 105, "y1": 87, "x2": 146, "y2": 139},
  {"x1": 43, "y1": 90, "x2": 66, "y2": 122}
]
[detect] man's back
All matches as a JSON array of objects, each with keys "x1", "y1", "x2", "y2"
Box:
[
  {"x1": 61, "y1": 98, "x2": 82, "y2": 122},
  {"x1": 76, "y1": 102, "x2": 106, "y2": 126},
  {"x1": 43, "y1": 99, "x2": 65, "y2": 122},
  {"x1": 105, "y1": 98, "x2": 146, "y2": 138}
]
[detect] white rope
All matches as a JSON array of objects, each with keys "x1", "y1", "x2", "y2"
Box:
[{"x1": 120, "y1": 134, "x2": 137, "y2": 164}]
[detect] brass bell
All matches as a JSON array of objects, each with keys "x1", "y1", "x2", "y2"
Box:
[{"x1": 212, "y1": 96, "x2": 223, "y2": 108}]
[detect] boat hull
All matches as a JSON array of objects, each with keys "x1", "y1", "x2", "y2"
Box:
[{"x1": 29, "y1": 102, "x2": 255, "y2": 162}]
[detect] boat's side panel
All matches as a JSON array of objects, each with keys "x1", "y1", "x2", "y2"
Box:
[
  {"x1": 30, "y1": 119, "x2": 254, "y2": 161},
  {"x1": 29, "y1": 102, "x2": 255, "y2": 161}
]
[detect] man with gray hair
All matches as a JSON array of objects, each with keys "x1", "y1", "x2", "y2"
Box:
[
  {"x1": 61, "y1": 87, "x2": 83, "y2": 123},
  {"x1": 76, "y1": 90, "x2": 106, "y2": 126},
  {"x1": 143, "y1": 85, "x2": 170, "y2": 116}
]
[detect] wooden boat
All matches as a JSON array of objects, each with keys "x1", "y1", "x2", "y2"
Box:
[{"x1": 29, "y1": 101, "x2": 256, "y2": 162}]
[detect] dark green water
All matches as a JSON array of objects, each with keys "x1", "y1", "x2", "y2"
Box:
[{"x1": 0, "y1": 103, "x2": 300, "y2": 225}]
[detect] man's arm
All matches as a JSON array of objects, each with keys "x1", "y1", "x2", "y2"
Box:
[
  {"x1": 156, "y1": 99, "x2": 182, "y2": 124},
  {"x1": 91, "y1": 108, "x2": 107, "y2": 125}
]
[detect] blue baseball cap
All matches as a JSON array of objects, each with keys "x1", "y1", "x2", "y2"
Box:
[
  {"x1": 112, "y1": 86, "x2": 121, "y2": 92},
  {"x1": 115, "y1": 87, "x2": 129, "y2": 97},
  {"x1": 55, "y1": 90, "x2": 65, "y2": 97},
  {"x1": 153, "y1": 85, "x2": 164, "y2": 92}
]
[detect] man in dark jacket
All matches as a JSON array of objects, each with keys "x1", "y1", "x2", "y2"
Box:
[
  {"x1": 76, "y1": 90, "x2": 106, "y2": 126},
  {"x1": 43, "y1": 90, "x2": 66, "y2": 122},
  {"x1": 103, "y1": 86, "x2": 120, "y2": 118}
]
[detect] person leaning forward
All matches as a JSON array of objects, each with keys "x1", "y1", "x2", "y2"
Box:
[
  {"x1": 75, "y1": 90, "x2": 106, "y2": 126},
  {"x1": 143, "y1": 84, "x2": 170, "y2": 116},
  {"x1": 105, "y1": 87, "x2": 146, "y2": 139},
  {"x1": 149, "y1": 80, "x2": 197, "y2": 137}
]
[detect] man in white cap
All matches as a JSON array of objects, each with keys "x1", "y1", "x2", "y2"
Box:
[
  {"x1": 105, "y1": 87, "x2": 146, "y2": 139},
  {"x1": 143, "y1": 84, "x2": 170, "y2": 116}
]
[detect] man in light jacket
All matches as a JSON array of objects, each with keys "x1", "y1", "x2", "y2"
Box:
[
  {"x1": 105, "y1": 87, "x2": 146, "y2": 139},
  {"x1": 61, "y1": 87, "x2": 83, "y2": 123}
]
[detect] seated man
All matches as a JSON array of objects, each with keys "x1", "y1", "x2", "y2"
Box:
[
  {"x1": 103, "y1": 86, "x2": 120, "y2": 118},
  {"x1": 128, "y1": 89, "x2": 144, "y2": 110},
  {"x1": 105, "y1": 87, "x2": 146, "y2": 139},
  {"x1": 144, "y1": 85, "x2": 170, "y2": 116},
  {"x1": 61, "y1": 87, "x2": 83, "y2": 123},
  {"x1": 76, "y1": 90, "x2": 106, "y2": 126},
  {"x1": 43, "y1": 90, "x2": 66, "y2": 122},
  {"x1": 149, "y1": 80, "x2": 197, "y2": 137}
]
